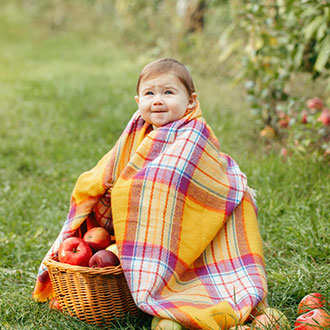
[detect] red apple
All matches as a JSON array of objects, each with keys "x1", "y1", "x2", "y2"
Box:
[
  {"x1": 278, "y1": 118, "x2": 290, "y2": 128},
  {"x1": 88, "y1": 250, "x2": 120, "y2": 268},
  {"x1": 298, "y1": 293, "x2": 327, "y2": 315},
  {"x1": 49, "y1": 297, "x2": 62, "y2": 312},
  {"x1": 317, "y1": 108, "x2": 330, "y2": 126},
  {"x1": 301, "y1": 110, "x2": 308, "y2": 124},
  {"x1": 58, "y1": 237, "x2": 92, "y2": 266},
  {"x1": 252, "y1": 308, "x2": 290, "y2": 330},
  {"x1": 278, "y1": 112, "x2": 290, "y2": 128},
  {"x1": 83, "y1": 227, "x2": 112, "y2": 252},
  {"x1": 280, "y1": 147, "x2": 288, "y2": 158},
  {"x1": 295, "y1": 309, "x2": 330, "y2": 329},
  {"x1": 306, "y1": 98, "x2": 324, "y2": 110}
]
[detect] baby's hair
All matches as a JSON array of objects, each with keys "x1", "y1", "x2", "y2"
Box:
[{"x1": 136, "y1": 58, "x2": 196, "y2": 96}]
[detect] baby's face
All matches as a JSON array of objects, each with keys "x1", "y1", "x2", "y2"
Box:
[{"x1": 135, "y1": 72, "x2": 197, "y2": 128}]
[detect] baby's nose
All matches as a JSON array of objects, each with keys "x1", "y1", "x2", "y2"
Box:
[{"x1": 153, "y1": 95, "x2": 164, "y2": 105}]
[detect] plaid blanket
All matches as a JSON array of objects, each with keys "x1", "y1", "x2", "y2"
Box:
[{"x1": 33, "y1": 103, "x2": 267, "y2": 329}]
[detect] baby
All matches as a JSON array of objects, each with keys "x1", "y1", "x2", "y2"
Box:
[
  {"x1": 33, "y1": 58, "x2": 268, "y2": 330},
  {"x1": 134, "y1": 58, "x2": 198, "y2": 129}
]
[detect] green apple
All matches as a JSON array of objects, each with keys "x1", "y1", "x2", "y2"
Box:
[
  {"x1": 155, "y1": 319, "x2": 186, "y2": 330},
  {"x1": 151, "y1": 316, "x2": 161, "y2": 330}
]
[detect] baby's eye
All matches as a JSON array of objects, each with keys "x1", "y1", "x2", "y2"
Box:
[
  {"x1": 145, "y1": 91, "x2": 153, "y2": 95},
  {"x1": 164, "y1": 90, "x2": 174, "y2": 95}
]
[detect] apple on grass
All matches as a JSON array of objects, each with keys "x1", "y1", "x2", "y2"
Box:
[
  {"x1": 58, "y1": 237, "x2": 93, "y2": 266},
  {"x1": 83, "y1": 227, "x2": 112, "y2": 252},
  {"x1": 89, "y1": 250, "x2": 120, "y2": 268},
  {"x1": 229, "y1": 325, "x2": 250, "y2": 329},
  {"x1": 252, "y1": 307, "x2": 290, "y2": 330},
  {"x1": 154, "y1": 319, "x2": 186, "y2": 330},
  {"x1": 295, "y1": 308, "x2": 330, "y2": 330},
  {"x1": 298, "y1": 293, "x2": 327, "y2": 315},
  {"x1": 151, "y1": 316, "x2": 162, "y2": 330},
  {"x1": 49, "y1": 297, "x2": 62, "y2": 312}
]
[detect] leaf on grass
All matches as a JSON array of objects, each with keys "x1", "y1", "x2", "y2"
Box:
[
  {"x1": 33, "y1": 226, "x2": 44, "y2": 239},
  {"x1": 0, "y1": 267, "x2": 18, "y2": 275}
]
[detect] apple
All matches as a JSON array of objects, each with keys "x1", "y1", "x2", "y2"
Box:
[
  {"x1": 298, "y1": 293, "x2": 327, "y2": 315},
  {"x1": 317, "y1": 108, "x2": 330, "y2": 126},
  {"x1": 280, "y1": 147, "x2": 288, "y2": 158},
  {"x1": 306, "y1": 97, "x2": 324, "y2": 110},
  {"x1": 279, "y1": 119, "x2": 289, "y2": 128},
  {"x1": 151, "y1": 316, "x2": 162, "y2": 330},
  {"x1": 49, "y1": 297, "x2": 62, "y2": 312},
  {"x1": 301, "y1": 110, "x2": 308, "y2": 124},
  {"x1": 252, "y1": 307, "x2": 290, "y2": 330},
  {"x1": 88, "y1": 250, "x2": 120, "y2": 268},
  {"x1": 154, "y1": 319, "x2": 186, "y2": 330},
  {"x1": 83, "y1": 227, "x2": 112, "y2": 252},
  {"x1": 260, "y1": 125, "x2": 276, "y2": 139},
  {"x1": 106, "y1": 243, "x2": 119, "y2": 257},
  {"x1": 278, "y1": 112, "x2": 290, "y2": 128},
  {"x1": 58, "y1": 237, "x2": 93, "y2": 266},
  {"x1": 295, "y1": 308, "x2": 330, "y2": 329}
]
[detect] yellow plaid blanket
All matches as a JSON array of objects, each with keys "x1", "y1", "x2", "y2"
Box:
[{"x1": 33, "y1": 104, "x2": 267, "y2": 329}]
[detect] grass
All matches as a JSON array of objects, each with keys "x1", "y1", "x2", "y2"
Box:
[{"x1": 0, "y1": 3, "x2": 329, "y2": 330}]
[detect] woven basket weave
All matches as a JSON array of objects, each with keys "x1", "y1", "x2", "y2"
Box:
[{"x1": 44, "y1": 257, "x2": 138, "y2": 326}]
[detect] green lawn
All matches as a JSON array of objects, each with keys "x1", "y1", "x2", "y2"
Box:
[{"x1": 0, "y1": 4, "x2": 329, "y2": 330}]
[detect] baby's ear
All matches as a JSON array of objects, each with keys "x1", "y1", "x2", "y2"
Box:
[
  {"x1": 134, "y1": 95, "x2": 139, "y2": 105},
  {"x1": 188, "y1": 93, "x2": 198, "y2": 109}
]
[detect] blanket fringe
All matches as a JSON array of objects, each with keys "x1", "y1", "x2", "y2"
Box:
[{"x1": 247, "y1": 186, "x2": 257, "y2": 206}]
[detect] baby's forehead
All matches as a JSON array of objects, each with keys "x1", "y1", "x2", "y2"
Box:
[{"x1": 139, "y1": 72, "x2": 184, "y2": 89}]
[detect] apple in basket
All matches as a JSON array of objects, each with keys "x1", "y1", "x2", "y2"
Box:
[
  {"x1": 295, "y1": 308, "x2": 330, "y2": 329},
  {"x1": 298, "y1": 293, "x2": 327, "y2": 314},
  {"x1": 83, "y1": 227, "x2": 113, "y2": 252},
  {"x1": 58, "y1": 237, "x2": 93, "y2": 266},
  {"x1": 89, "y1": 250, "x2": 120, "y2": 268}
]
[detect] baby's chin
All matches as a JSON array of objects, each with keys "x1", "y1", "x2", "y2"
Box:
[
  {"x1": 148, "y1": 114, "x2": 171, "y2": 128},
  {"x1": 150, "y1": 120, "x2": 174, "y2": 129}
]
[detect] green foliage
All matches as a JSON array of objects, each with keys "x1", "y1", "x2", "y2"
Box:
[{"x1": 222, "y1": 0, "x2": 330, "y2": 156}]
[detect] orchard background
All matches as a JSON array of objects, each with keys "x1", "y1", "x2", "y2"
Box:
[{"x1": 0, "y1": 1, "x2": 329, "y2": 329}]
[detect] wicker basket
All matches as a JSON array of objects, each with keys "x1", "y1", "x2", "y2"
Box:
[{"x1": 44, "y1": 257, "x2": 138, "y2": 327}]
